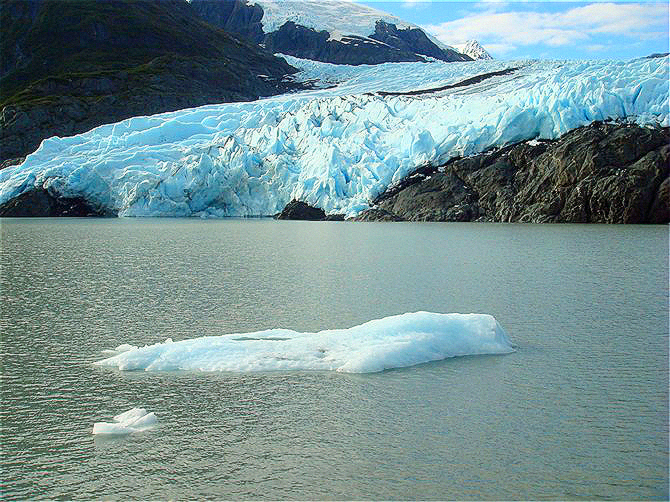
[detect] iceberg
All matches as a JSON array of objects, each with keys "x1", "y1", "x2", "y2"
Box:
[
  {"x1": 92, "y1": 407, "x2": 157, "y2": 435},
  {"x1": 1, "y1": 57, "x2": 667, "y2": 217},
  {"x1": 94, "y1": 312, "x2": 515, "y2": 374}
]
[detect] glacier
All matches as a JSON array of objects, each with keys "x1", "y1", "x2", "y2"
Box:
[
  {"x1": 94, "y1": 312, "x2": 514, "y2": 374},
  {"x1": 0, "y1": 56, "x2": 667, "y2": 218},
  {"x1": 92, "y1": 407, "x2": 157, "y2": 435}
]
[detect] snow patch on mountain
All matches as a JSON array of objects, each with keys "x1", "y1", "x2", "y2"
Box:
[
  {"x1": 455, "y1": 40, "x2": 493, "y2": 60},
  {"x1": 0, "y1": 57, "x2": 667, "y2": 218},
  {"x1": 280, "y1": 55, "x2": 515, "y2": 92},
  {"x1": 252, "y1": 0, "x2": 452, "y2": 48}
]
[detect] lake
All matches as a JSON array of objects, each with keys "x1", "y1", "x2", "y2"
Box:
[{"x1": 1, "y1": 218, "x2": 667, "y2": 500}]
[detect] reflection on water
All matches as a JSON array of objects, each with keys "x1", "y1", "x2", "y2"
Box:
[{"x1": 1, "y1": 218, "x2": 668, "y2": 500}]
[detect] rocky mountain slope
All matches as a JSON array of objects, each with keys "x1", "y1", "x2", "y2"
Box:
[
  {"x1": 354, "y1": 122, "x2": 669, "y2": 224},
  {"x1": 0, "y1": 0, "x2": 303, "y2": 165},
  {"x1": 189, "y1": 0, "x2": 472, "y2": 64}
]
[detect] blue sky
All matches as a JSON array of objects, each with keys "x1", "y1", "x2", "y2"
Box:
[{"x1": 359, "y1": 1, "x2": 669, "y2": 60}]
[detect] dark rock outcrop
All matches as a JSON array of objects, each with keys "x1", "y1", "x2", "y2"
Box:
[
  {"x1": 0, "y1": 0, "x2": 303, "y2": 164},
  {"x1": 360, "y1": 122, "x2": 670, "y2": 223},
  {"x1": 277, "y1": 200, "x2": 327, "y2": 220},
  {"x1": 276, "y1": 200, "x2": 344, "y2": 221},
  {"x1": 0, "y1": 188, "x2": 113, "y2": 217},
  {"x1": 352, "y1": 208, "x2": 405, "y2": 222},
  {"x1": 375, "y1": 67, "x2": 519, "y2": 97},
  {"x1": 0, "y1": 157, "x2": 25, "y2": 170},
  {"x1": 263, "y1": 22, "x2": 426, "y2": 66},
  {"x1": 647, "y1": 177, "x2": 670, "y2": 223},
  {"x1": 369, "y1": 21, "x2": 471, "y2": 63},
  {"x1": 189, "y1": 0, "x2": 265, "y2": 44}
]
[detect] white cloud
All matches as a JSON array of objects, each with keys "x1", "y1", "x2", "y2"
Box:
[
  {"x1": 424, "y1": 2, "x2": 668, "y2": 51},
  {"x1": 561, "y1": 3, "x2": 668, "y2": 34},
  {"x1": 471, "y1": 1, "x2": 510, "y2": 12},
  {"x1": 483, "y1": 42, "x2": 517, "y2": 55},
  {"x1": 401, "y1": 0, "x2": 432, "y2": 9}
]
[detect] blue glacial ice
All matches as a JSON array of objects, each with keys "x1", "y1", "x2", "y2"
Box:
[
  {"x1": 92, "y1": 407, "x2": 157, "y2": 435},
  {"x1": 0, "y1": 56, "x2": 667, "y2": 217},
  {"x1": 94, "y1": 312, "x2": 514, "y2": 373}
]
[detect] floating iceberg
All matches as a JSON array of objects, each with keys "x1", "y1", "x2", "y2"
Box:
[
  {"x1": 92, "y1": 407, "x2": 157, "y2": 435},
  {"x1": 1, "y1": 57, "x2": 667, "y2": 217},
  {"x1": 94, "y1": 312, "x2": 514, "y2": 374}
]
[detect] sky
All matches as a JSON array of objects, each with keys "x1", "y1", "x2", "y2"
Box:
[{"x1": 358, "y1": 1, "x2": 670, "y2": 60}]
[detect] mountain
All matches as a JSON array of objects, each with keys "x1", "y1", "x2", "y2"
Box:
[
  {"x1": 0, "y1": 0, "x2": 303, "y2": 164},
  {"x1": 189, "y1": 0, "x2": 472, "y2": 64},
  {"x1": 455, "y1": 40, "x2": 493, "y2": 60}
]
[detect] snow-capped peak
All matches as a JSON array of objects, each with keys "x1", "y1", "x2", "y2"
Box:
[
  {"x1": 456, "y1": 40, "x2": 493, "y2": 60},
  {"x1": 251, "y1": 0, "x2": 453, "y2": 49}
]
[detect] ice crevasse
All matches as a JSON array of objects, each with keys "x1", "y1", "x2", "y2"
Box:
[
  {"x1": 0, "y1": 56, "x2": 667, "y2": 217},
  {"x1": 94, "y1": 312, "x2": 515, "y2": 374}
]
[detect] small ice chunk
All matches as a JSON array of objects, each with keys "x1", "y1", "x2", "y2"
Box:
[{"x1": 92, "y1": 407, "x2": 157, "y2": 435}]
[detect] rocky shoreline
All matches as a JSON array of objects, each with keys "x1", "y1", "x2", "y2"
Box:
[
  {"x1": 0, "y1": 187, "x2": 113, "y2": 217},
  {"x1": 353, "y1": 121, "x2": 669, "y2": 224}
]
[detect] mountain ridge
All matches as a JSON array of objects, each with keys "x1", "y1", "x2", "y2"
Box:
[{"x1": 189, "y1": 0, "x2": 472, "y2": 64}]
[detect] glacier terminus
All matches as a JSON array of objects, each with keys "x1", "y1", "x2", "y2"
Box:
[{"x1": 0, "y1": 56, "x2": 667, "y2": 218}]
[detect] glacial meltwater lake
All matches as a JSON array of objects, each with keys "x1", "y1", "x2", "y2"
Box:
[{"x1": 1, "y1": 218, "x2": 668, "y2": 500}]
